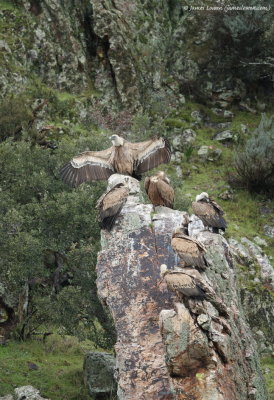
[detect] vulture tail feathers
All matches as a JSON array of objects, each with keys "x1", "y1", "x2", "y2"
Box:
[
  {"x1": 213, "y1": 215, "x2": 227, "y2": 232},
  {"x1": 194, "y1": 287, "x2": 206, "y2": 299},
  {"x1": 132, "y1": 171, "x2": 142, "y2": 181},
  {"x1": 179, "y1": 254, "x2": 207, "y2": 270},
  {"x1": 99, "y1": 215, "x2": 116, "y2": 231},
  {"x1": 219, "y1": 216, "x2": 227, "y2": 230}
]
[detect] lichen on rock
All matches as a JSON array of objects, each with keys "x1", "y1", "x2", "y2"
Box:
[
  {"x1": 83, "y1": 352, "x2": 117, "y2": 397},
  {"x1": 96, "y1": 174, "x2": 268, "y2": 400}
]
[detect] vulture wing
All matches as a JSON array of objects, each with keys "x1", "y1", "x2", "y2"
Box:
[
  {"x1": 172, "y1": 236, "x2": 206, "y2": 269},
  {"x1": 156, "y1": 179, "x2": 175, "y2": 208},
  {"x1": 177, "y1": 235, "x2": 206, "y2": 252},
  {"x1": 60, "y1": 148, "x2": 114, "y2": 187},
  {"x1": 132, "y1": 137, "x2": 171, "y2": 174},
  {"x1": 165, "y1": 272, "x2": 205, "y2": 298},
  {"x1": 96, "y1": 184, "x2": 129, "y2": 230},
  {"x1": 209, "y1": 197, "x2": 224, "y2": 214}
]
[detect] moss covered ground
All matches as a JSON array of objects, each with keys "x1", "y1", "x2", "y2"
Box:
[{"x1": 0, "y1": 335, "x2": 97, "y2": 399}]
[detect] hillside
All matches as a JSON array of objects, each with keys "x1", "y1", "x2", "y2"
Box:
[{"x1": 0, "y1": 1, "x2": 273, "y2": 399}]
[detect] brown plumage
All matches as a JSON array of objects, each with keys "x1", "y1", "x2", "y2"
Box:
[
  {"x1": 172, "y1": 227, "x2": 207, "y2": 270},
  {"x1": 160, "y1": 265, "x2": 229, "y2": 317},
  {"x1": 96, "y1": 183, "x2": 129, "y2": 230},
  {"x1": 144, "y1": 171, "x2": 174, "y2": 208},
  {"x1": 60, "y1": 135, "x2": 171, "y2": 187},
  {"x1": 160, "y1": 265, "x2": 205, "y2": 299},
  {"x1": 192, "y1": 192, "x2": 227, "y2": 233}
]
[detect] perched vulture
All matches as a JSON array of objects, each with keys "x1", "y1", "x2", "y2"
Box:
[
  {"x1": 171, "y1": 227, "x2": 207, "y2": 270},
  {"x1": 60, "y1": 135, "x2": 171, "y2": 187},
  {"x1": 192, "y1": 192, "x2": 227, "y2": 233},
  {"x1": 160, "y1": 264, "x2": 205, "y2": 299},
  {"x1": 160, "y1": 265, "x2": 229, "y2": 317},
  {"x1": 96, "y1": 183, "x2": 129, "y2": 230},
  {"x1": 144, "y1": 171, "x2": 174, "y2": 208}
]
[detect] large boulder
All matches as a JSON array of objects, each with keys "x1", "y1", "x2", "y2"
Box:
[
  {"x1": 14, "y1": 386, "x2": 48, "y2": 400},
  {"x1": 214, "y1": 130, "x2": 234, "y2": 142},
  {"x1": 83, "y1": 352, "x2": 117, "y2": 398}
]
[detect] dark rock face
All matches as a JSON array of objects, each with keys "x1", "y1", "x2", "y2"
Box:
[
  {"x1": 96, "y1": 174, "x2": 268, "y2": 400},
  {"x1": 83, "y1": 352, "x2": 117, "y2": 397},
  {"x1": 8, "y1": 0, "x2": 271, "y2": 111}
]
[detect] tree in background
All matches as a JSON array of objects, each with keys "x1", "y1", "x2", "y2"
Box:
[
  {"x1": 0, "y1": 121, "x2": 116, "y2": 348},
  {"x1": 234, "y1": 114, "x2": 274, "y2": 195}
]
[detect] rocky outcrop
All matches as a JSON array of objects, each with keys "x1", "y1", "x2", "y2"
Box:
[
  {"x1": 5, "y1": 0, "x2": 271, "y2": 110},
  {"x1": 197, "y1": 145, "x2": 222, "y2": 162},
  {"x1": 96, "y1": 174, "x2": 268, "y2": 400},
  {"x1": 2, "y1": 1, "x2": 90, "y2": 95}
]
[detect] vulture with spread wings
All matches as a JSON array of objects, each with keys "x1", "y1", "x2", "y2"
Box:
[{"x1": 60, "y1": 135, "x2": 171, "y2": 187}]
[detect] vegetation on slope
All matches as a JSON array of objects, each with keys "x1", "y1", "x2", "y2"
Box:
[
  {"x1": 0, "y1": 87, "x2": 273, "y2": 397},
  {"x1": 0, "y1": 335, "x2": 95, "y2": 400},
  {"x1": 0, "y1": 1, "x2": 273, "y2": 398}
]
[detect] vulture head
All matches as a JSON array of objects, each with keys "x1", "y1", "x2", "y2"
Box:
[
  {"x1": 157, "y1": 171, "x2": 170, "y2": 183},
  {"x1": 195, "y1": 192, "x2": 209, "y2": 202},
  {"x1": 160, "y1": 264, "x2": 168, "y2": 277},
  {"x1": 109, "y1": 134, "x2": 124, "y2": 147},
  {"x1": 172, "y1": 226, "x2": 188, "y2": 238}
]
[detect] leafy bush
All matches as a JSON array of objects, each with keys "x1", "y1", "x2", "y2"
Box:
[
  {"x1": 0, "y1": 95, "x2": 33, "y2": 141},
  {"x1": 234, "y1": 114, "x2": 274, "y2": 195},
  {"x1": 0, "y1": 136, "x2": 116, "y2": 347}
]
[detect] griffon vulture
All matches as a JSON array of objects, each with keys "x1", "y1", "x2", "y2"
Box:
[
  {"x1": 160, "y1": 265, "x2": 229, "y2": 317},
  {"x1": 160, "y1": 264, "x2": 205, "y2": 299},
  {"x1": 60, "y1": 135, "x2": 171, "y2": 187},
  {"x1": 192, "y1": 192, "x2": 227, "y2": 233},
  {"x1": 144, "y1": 171, "x2": 174, "y2": 208},
  {"x1": 96, "y1": 183, "x2": 129, "y2": 230},
  {"x1": 171, "y1": 226, "x2": 207, "y2": 270}
]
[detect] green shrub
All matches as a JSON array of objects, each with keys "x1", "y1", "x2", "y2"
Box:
[
  {"x1": 0, "y1": 95, "x2": 33, "y2": 141},
  {"x1": 234, "y1": 114, "x2": 274, "y2": 195},
  {"x1": 0, "y1": 137, "x2": 116, "y2": 348}
]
